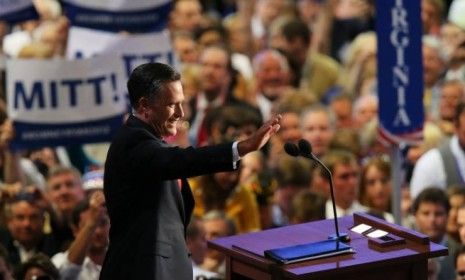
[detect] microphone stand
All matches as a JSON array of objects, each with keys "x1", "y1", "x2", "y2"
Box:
[
  {"x1": 311, "y1": 155, "x2": 349, "y2": 242},
  {"x1": 295, "y1": 139, "x2": 350, "y2": 242}
]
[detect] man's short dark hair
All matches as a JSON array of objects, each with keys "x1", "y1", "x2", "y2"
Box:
[
  {"x1": 412, "y1": 187, "x2": 450, "y2": 214},
  {"x1": 127, "y1": 63, "x2": 181, "y2": 110},
  {"x1": 281, "y1": 18, "x2": 311, "y2": 46}
]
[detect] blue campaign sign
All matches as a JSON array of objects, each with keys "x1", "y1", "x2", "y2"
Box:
[
  {"x1": 62, "y1": 0, "x2": 172, "y2": 33},
  {"x1": 376, "y1": 0, "x2": 424, "y2": 145},
  {"x1": 6, "y1": 56, "x2": 127, "y2": 150},
  {"x1": 0, "y1": 0, "x2": 38, "y2": 23}
]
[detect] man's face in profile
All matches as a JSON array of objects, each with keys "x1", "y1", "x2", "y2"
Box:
[{"x1": 146, "y1": 81, "x2": 185, "y2": 137}]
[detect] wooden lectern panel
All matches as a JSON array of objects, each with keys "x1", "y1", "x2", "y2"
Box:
[{"x1": 209, "y1": 213, "x2": 448, "y2": 279}]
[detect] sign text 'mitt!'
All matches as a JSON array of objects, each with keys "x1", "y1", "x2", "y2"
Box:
[{"x1": 13, "y1": 73, "x2": 118, "y2": 110}]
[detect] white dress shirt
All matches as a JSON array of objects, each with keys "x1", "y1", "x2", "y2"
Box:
[
  {"x1": 325, "y1": 200, "x2": 368, "y2": 219},
  {"x1": 410, "y1": 135, "x2": 465, "y2": 199},
  {"x1": 52, "y1": 251, "x2": 101, "y2": 280}
]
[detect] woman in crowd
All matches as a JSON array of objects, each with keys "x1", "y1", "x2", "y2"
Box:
[{"x1": 358, "y1": 155, "x2": 394, "y2": 222}]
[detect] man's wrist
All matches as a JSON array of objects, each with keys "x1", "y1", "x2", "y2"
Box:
[{"x1": 237, "y1": 140, "x2": 249, "y2": 157}]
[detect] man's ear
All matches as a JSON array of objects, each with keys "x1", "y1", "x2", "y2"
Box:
[
  {"x1": 138, "y1": 97, "x2": 149, "y2": 111},
  {"x1": 137, "y1": 97, "x2": 151, "y2": 118}
]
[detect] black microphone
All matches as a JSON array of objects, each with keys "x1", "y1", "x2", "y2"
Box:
[
  {"x1": 297, "y1": 139, "x2": 313, "y2": 158},
  {"x1": 287, "y1": 139, "x2": 350, "y2": 242},
  {"x1": 284, "y1": 142, "x2": 300, "y2": 157}
]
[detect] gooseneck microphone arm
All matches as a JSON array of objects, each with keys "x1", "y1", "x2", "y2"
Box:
[
  {"x1": 284, "y1": 140, "x2": 349, "y2": 242},
  {"x1": 305, "y1": 150, "x2": 342, "y2": 240}
]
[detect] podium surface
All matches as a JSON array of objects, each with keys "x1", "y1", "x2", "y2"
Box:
[{"x1": 208, "y1": 213, "x2": 448, "y2": 280}]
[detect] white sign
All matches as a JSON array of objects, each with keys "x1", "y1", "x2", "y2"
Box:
[
  {"x1": 66, "y1": 26, "x2": 176, "y2": 76},
  {"x1": 7, "y1": 55, "x2": 126, "y2": 123}
]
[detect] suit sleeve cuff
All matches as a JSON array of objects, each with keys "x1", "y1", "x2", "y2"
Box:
[{"x1": 232, "y1": 141, "x2": 241, "y2": 169}]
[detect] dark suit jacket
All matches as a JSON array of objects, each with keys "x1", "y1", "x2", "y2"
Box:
[{"x1": 100, "y1": 115, "x2": 236, "y2": 280}]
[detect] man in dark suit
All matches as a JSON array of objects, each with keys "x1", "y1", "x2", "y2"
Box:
[{"x1": 100, "y1": 62, "x2": 280, "y2": 280}]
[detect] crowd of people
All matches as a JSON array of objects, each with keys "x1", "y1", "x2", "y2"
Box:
[{"x1": 0, "y1": 0, "x2": 465, "y2": 279}]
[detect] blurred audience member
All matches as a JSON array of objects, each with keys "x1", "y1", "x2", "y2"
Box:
[
  {"x1": 421, "y1": 0, "x2": 444, "y2": 35},
  {"x1": 0, "y1": 193, "x2": 58, "y2": 267},
  {"x1": 300, "y1": 104, "x2": 335, "y2": 158},
  {"x1": 275, "y1": 18, "x2": 340, "y2": 100},
  {"x1": 329, "y1": 93, "x2": 354, "y2": 129},
  {"x1": 340, "y1": 32, "x2": 377, "y2": 97},
  {"x1": 330, "y1": 128, "x2": 361, "y2": 158},
  {"x1": 188, "y1": 45, "x2": 251, "y2": 146},
  {"x1": 46, "y1": 166, "x2": 85, "y2": 251},
  {"x1": 436, "y1": 80, "x2": 465, "y2": 136},
  {"x1": 317, "y1": 149, "x2": 367, "y2": 218},
  {"x1": 447, "y1": 187, "x2": 465, "y2": 244},
  {"x1": 170, "y1": 0, "x2": 204, "y2": 33},
  {"x1": 172, "y1": 31, "x2": 199, "y2": 64},
  {"x1": 440, "y1": 22, "x2": 465, "y2": 62},
  {"x1": 411, "y1": 102, "x2": 465, "y2": 199},
  {"x1": 413, "y1": 187, "x2": 455, "y2": 280},
  {"x1": 423, "y1": 36, "x2": 446, "y2": 119},
  {"x1": 288, "y1": 189, "x2": 326, "y2": 224},
  {"x1": 358, "y1": 156, "x2": 394, "y2": 222},
  {"x1": 251, "y1": 49, "x2": 293, "y2": 120},
  {"x1": 202, "y1": 211, "x2": 236, "y2": 278},
  {"x1": 52, "y1": 191, "x2": 108, "y2": 280},
  {"x1": 14, "y1": 253, "x2": 59, "y2": 280},
  {"x1": 352, "y1": 94, "x2": 378, "y2": 129},
  {"x1": 270, "y1": 155, "x2": 312, "y2": 227},
  {"x1": 186, "y1": 216, "x2": 220, "y2": 279}
]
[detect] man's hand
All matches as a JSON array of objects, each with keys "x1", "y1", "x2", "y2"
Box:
[
  {"x1": 237, "y1": 115, "x2": 281, "y2": 157},
  {"x1": 87, "y1": 190, "x2": 106, "y2": 228}
]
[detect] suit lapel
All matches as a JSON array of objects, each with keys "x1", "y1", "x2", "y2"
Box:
[{"x1": 180, "y1": 178, "x2": 194, "y2": 227}]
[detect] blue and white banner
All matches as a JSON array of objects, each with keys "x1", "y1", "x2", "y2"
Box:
[
  {"x1": 62, "y1": 0, "x2": 172, "y2": 33},
  {"x1": 66, "y1": 26, "x2": 176, "y2": 77},
  {"x1": 7, "y1": 55, "x2": 126, "y2": 149},
  {"x1": 0, "y1": 0, "x2": 38, "y2": 23},
  {"x1": 376, "y1": 0, "x2": 424, "y2": 145}
]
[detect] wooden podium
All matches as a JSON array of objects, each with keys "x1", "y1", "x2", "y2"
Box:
[{"x1": 208, "y1": 212, "x2": 448, "y2": 280}]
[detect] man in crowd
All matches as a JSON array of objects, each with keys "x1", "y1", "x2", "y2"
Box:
[
  {"x1": 436, "y1": 80, "x2": 465, "y2": 136},
  {"x1": 315, "y1": 149, "x2": 367, "y2": 218},
  {"x1": 251, "y1": 49, "x2": 293, "y2": 120},
  {"x1": 46, "y1": 166, "x2": 85, "y2": 251},
  {"x1": 411, "y1": 102, "x2": 465, "y2": 199},
  {"x1": 186, "y1": 216, "x2": 220, "y2": 279},
  {"x1": 412, "y1": 187, "x2": 455, "y2": 280},
  {"x1": 0, "y1": 193, "x2": 58, "y2": 267},
  {"x1": 188, "y1": 45, "x2": 250, "y2": 146},
  {"x1": 201, "y1": 210, "x2": 237, "y2": 278},
  {"x1": 300, "y1": 104, "x2": 335, "y2": 158},
  {"x1": 52, "y1": 191, "x2": 108, "y2": 280},
  {"x1": 275, "y1": 18, "x2": 340, "y2": 100}
]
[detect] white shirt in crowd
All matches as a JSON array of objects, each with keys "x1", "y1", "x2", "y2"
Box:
[
  {"x1": 410, "y1": 135, "x2": 465, "y2": 199},
  {"x1": 52, "y1": 251, "x2": 101, "y2": 280}
]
